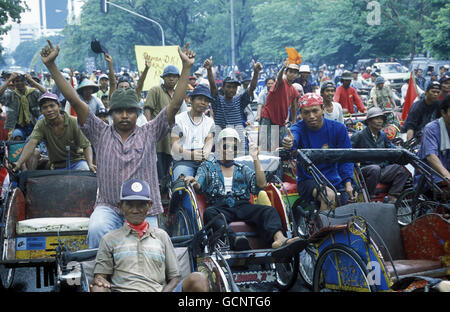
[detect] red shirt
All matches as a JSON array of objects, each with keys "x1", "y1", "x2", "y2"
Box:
[
  {"x1": 261, "y1": 79, "x2": 299, "y2": 126},
  {"x1": 362, "y1": 73, "x2": 371, "y2": 80},
  {"x1": 334, "y1": 86, "x2": 366, "y2": 114}
]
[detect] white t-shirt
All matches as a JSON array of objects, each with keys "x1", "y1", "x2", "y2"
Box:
[
  {"x1": 224, "y1": 176, "x2": 233, "y2": 193},
  {"x1": 323, "y1": 102, "x2": 344, "y2": 124},
  {"x1": 173, "y1": 111, "x2": 215, "y2": 153}
]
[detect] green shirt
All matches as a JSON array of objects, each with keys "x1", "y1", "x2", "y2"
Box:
[
  {"x1": 368, "y1": 86, "x2": 394, "y2": 110},
  {"x1": 144, "y1": 84, "x2": 173, "y2": 154},
  {"x1": 30, "y1": 112, "x2": 91, "y2": 168}
]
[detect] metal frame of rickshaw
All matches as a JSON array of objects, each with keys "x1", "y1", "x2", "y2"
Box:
[
  {"x1": 0, "y1": 144, "x2": 96, "y2": 291},
  {"x1": 283, "y1": 148, "x2": 449, "y2": 292},
  {"x1": 166, "y1": 155, "x2": 301, "y2": 292}
]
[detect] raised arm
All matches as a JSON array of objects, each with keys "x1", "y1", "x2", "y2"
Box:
[
  {"x1": 41, "y1": 40, "x2": 89, "y2": 125},
  {"x1": 204, "y1": 57, "x2": 217, "y2": 97},
  {"x1": 25, "y1": 74, "x2": 47, "y2": 93},
  {"x1": 166, "y1": 43, "x2": 196, "y2": 125},
  {"x1": 135, "y1": 53, "x2": 151, "y2": 101},
  {"x1": 247, "y1": 60, "x2": 263, "y2": 97},
  {"x1": 0, "y1": 73, "x2": 16, "y2": 97},
  {"x1": 104, "y1": 53, "x2": 116, "y2": 99},
  {"x1": 274, "y1": 59, "x2": 288, "y2": 92}
]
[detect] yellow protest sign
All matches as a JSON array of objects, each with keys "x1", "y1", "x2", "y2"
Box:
[{"x1": 134, "y1": 45, "x2": 182, "y2": 91}]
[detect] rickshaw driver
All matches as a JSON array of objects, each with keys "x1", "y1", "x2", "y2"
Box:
[
  {"x1": 91, "y1": 179, "x2": 210, "y2": 292},
  {"x1": 282, "y1": 93, "x2": 356, "y2": 211},
  {"x1": 418, "y1": 94, "x2": 450, "y2": 182},
  {"x1": 40, "y1": 39, "x2": 196, "y2": 249},
  {"x1": 184, "y1": 128, "x2": 299, "y2": 251}
]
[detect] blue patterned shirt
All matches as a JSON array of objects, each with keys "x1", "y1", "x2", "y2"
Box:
[{"x1": 195, "y1": 158, "x2": 261, "y2": 206}]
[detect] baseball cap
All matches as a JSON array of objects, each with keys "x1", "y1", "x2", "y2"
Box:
[
  {"x1": 426, "y1": 81, "x2": 441, "y2": 91},
  {"x1": 160, "y1": 65, "x2": 180, "y2": 78},
  {"x1": 38, "y1": 92, "x2": 60, "y2": 106},
  {"x1": 120, "y1": 179, "x2": 152, "y2": 202},
  {"x1": 320, "y1": 80, "x2": 336, "y2": 92},
  {"x1": 217, "y1": 127, "x2": 241, "y2": 143},
  {"x1": 223, "y1": 76, "x2": 241, "y2": 85},
  {"x1": 298, "y1": 93, "x2": 323, "y2": 108},
  {"x1": 439, "y1": 73, "x2": 449, "y2": 84}
]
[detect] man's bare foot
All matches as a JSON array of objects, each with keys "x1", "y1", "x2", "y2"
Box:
[{"x1": 272, "y1": 236, "x2": 300, "y2": 249}]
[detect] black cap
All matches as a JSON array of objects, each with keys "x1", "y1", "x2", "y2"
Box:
[{"x1": 223, "y1": 76, "x2": 241, "y2": 85}]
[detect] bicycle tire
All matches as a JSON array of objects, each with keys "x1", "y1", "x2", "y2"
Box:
[
  {"x1": 298, "y1": 243, "x2": 317, "y2": 289},
  {"x1": 0, "y1": 265, "x2": 15, "y2": 290},
  {"x1": 170, "y1": 208, "x2": 194, "y2": 237},
  {"x1": 313, "y1": 244, "x2": 376, "y2": 292},
  {"x1": 273, "y1": 253, "x2": 299, "y2": 291},
  {"x1": 395, "y1": 188, "x2": 426, "y2": 226}
]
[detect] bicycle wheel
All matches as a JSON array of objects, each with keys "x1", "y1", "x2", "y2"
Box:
[
  {"x1": 313, "y1": 244, "x2": 376, "y2": 292},
  {"x1": 170, "y1": 208, "x2": 193, "y2": 237},
  {"x1": 0, "y1": 265, "x2": 15, "y2": 289},
  {"x1": 298, "y1": 243, "x2": 317, "y2": 289},
  {"x1": 273, "y1": 254, "x2": 299, "y2": 291},
  {"x1": 292, "y1": 198, "x2": 321, "y2": 239},
  {"x1": 395, "y1": 188, "x2": 426, "y2": 226}
]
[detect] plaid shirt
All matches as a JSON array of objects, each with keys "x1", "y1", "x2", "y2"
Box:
[{"x1": 80, "y1": 107, "x2": 172, "y2": 216}]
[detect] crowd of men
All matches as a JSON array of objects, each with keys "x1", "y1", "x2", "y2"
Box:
[{"x1": 0, "y1": 40, "x2": 449, "y2": 292}]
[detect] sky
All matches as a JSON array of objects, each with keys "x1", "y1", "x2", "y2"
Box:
[{"x1": 2, "y1": 0, "x2": 83, "y2": 49}]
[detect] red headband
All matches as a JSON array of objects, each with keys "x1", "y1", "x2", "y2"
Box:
[{"x1": 299, "y1": 93, "x2": 323, "y2": 108}]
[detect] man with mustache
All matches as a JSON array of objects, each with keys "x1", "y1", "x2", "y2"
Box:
[{"x1": 40, "y1": 40, "x2": 196, "y2": 248}]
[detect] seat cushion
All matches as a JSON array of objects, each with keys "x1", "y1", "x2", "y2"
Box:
[
  {"x1": 16, "y1": 217, "x2": 90, "y2": 234},
  {"x1": 229, "y1": 221, "x2": 269, "y2": 249},
  {"x1": 385, "y1": 259, "x2": 442, "y2": 277}
]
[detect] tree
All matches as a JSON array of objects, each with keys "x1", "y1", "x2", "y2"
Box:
[
  {"x1": 12, "y1": 36, "x2": 63, "y2": 71},
  {"x1": 0, "y1": 0, "x2": 28, "y2": 64},
  {"x1": 420, "y1": 3, "x2": 450, "y2": 59}
]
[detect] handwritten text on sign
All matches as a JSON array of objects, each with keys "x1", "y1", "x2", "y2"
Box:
[{"x1": 134, "y1": 45, "x2": 182, "y2": 91}]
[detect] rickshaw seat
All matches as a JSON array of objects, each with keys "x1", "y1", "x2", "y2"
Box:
[
  {"x1": 195, "y1": 192, "x2": 273, "y2": 250},
  {"x1": 19, "y1": 170, "x2": 97, "y2": 220},
  {"x1": 6, "y1": 171, "x2": 97, "y2": 237},
  {"x1": 385, "y1": 259, "x2": 442, "y2": 277}
]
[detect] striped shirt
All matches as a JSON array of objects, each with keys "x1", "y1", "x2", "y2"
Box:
[
  {"x1": 211, "y1": 91, "x2": 252, "y2": 154},
  {"x1": 211, "y1": 91, "x2": 251, "y2": 129},
  {"x1": 94, "y1": 222, "x2": 180, "y2": 292},
  {"x1": 80, "y1": 107, "x2": 172, "y2": 216}
]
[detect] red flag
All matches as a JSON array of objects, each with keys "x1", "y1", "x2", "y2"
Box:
[{"x1": 401, "y1": 72, "x2": 418, "y2": 121}]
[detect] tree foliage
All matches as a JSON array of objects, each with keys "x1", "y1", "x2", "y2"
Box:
[
  {"x1": 11, "y1": 0, "x2": 449, "y2": 73},
  {"x1": 0, "y1": 0, "x2": 28, "y2": 64}
]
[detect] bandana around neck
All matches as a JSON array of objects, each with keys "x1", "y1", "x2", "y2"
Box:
[{"x1": 126, "y1": 220, "x2": 149, "y2": 238}]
